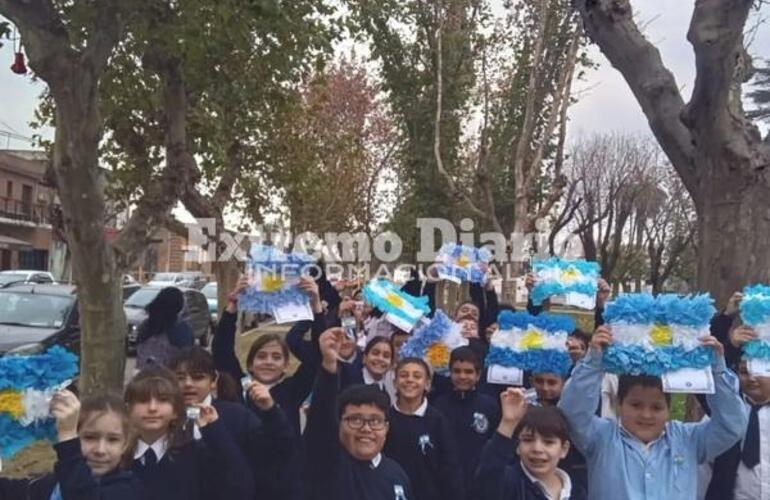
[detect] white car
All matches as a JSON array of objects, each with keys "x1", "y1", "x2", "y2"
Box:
[
  {"x1": 147, "y1": 272, "x2": 206, "y2": 289},
  {"x1": 0, "y1": 270, "x2": 56, "y2": 288}
]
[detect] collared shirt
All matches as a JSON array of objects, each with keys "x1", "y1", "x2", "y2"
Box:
[
  {"x1": 558, "y1": 349, "x2": 748, "y2": 500},
  {"x1": 134, "y1": 436, "x2": 169, "y2": 464},
  {"x1": 370, "y1": 453, "x2": 382, "y2": 469},
  {"x1": 734, "y1": 398, "x2": 770, "y2": 500},
  {"x1": 393, "y1": 398, "x2": 428, "y2": 417},
  {"x1": 192, "y1": 394, "x2": 213, "y2": 440},
  {"x1": 364, "y1": 368, "x2": 396, "y2": 403},
  {"x1": 521, "y1": 464, "x2": 572, "y2": 500}
]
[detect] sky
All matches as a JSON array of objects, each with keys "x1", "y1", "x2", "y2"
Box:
[{"x1": 0, "y1": 1, "x2": 768, "y2": 161}]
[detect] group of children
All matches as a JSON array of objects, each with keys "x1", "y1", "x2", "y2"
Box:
[{"x1": 0, "y1": 273, "x2": 767, "y2": 500}]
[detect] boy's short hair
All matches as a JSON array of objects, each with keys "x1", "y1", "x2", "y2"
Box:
[
  {"x1": 449, "y1": 346, "x2": 481, "y2": 372},
  {"x1": 618, "y1": 375, "x2": 671, "y2": 406},
  {"x1": 337, "y1": 384, "x2": 390, "y2": 420},
  {"x1": 514, "y1": 406, "x2": 570, "y2": 442},
  {"x1": 568, "y1": 329, "x2": 591, "y2": 349},
  {"x1": 169, "y1": 346, "x2": 217, "y2": 378}
]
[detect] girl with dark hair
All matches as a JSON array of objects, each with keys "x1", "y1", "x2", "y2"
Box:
[
  {"x1": 136, "y1": 287, "x2": 194, "y2": 369},
  {"x1": 339, "y1": 335, "x2": 396, "y2": 402},
  {"x1": 124, "y1": 366, "x2": 254, "y2": 500}
]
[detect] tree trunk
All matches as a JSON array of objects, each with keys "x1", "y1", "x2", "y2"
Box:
[
  {"x1": 697, "y1": 180, "x2": 770, "y2": 306},
  {"x1": 573, "y1": 0, "x2": 770, "y2": 307}
]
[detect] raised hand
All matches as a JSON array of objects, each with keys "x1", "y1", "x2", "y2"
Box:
[
  {"x1": 319, "y1": 328, "x2": 344, "y2": 373},
  {"x1": 596, "y1": 278, "x2": 611, "y2": 308},
  {"x1": 196, "y1": 403, "x2": 220, "y2": 428},
  {"x1": 700, "y1": 335, "x2": 726, "y2": 359},
  {"x1": 497, "y1": 388, "x2": 528, "y2": 438},
  {"x1": 50, "y1": 390, "x2": 81, "y2": 442},
  {"x1": 590, "y1": 325, "x2": 613, "y2": 353},
  {"x1": 729, "y1": 325, "x2": 758, "y2": 348},
  {"x1": 246, "y1": 380, "x2": 275, "y2": 411},
  {"x1": 298, "y1": 276, "x2": 322, "y2": 313},
  {"x1": 724, "y1": 292, "x2": 744, "y2": 317}
]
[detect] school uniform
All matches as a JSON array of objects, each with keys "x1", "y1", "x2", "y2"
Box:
[
  {"x1": 434, "y1": 388, "x2": 501, "y2": 499},
  {"x1": 703, "y1": 397, "x2": 770, "y2": 500},
  {"x1": 384, "y1": 399, "x2": 465, "y2": 500},
  {"x1": 303, "y1": 367, "x2": 413, "y2": 500},
  {"x1": 131, "y1": 419, "x2": 254, "y2": 500},
  {"x1": 339, "y1": 359, "x2": 397, "y2": 403},
  {"x1": 476, "y1": 431, "x2": 587, "y2": 500},
  {"x1": 213, "y1": 310, "x2": 322, "y2": 434},
  {"x1": 558, "y1": 349, "x2": 748, "y2": 500},
  {"x1": 187, "y1": 395, "x2": 293, "y2": 500},
  {"x1": 0, "y1": 438, "x2": 146, "y2": 500}
]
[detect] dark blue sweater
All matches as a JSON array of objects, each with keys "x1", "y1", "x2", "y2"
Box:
[
  {"x1": 383, "y1": 402, "x2": 465, "y2": 500},
  {"x1": 304, "y1": 368, "x2": 413, "y2": 500},
  {"x1": 212, "y1": 399, "x2": 293, "y2": 500},
  {"x1": 131, "y1": 419, "x2": 253, "y2": 500},
  {"x1": 434, "y1": 389, "x2": 501, "y2": 499},
  {"x1": 475, "y1": 432, "x2": 587, "y2": 500},
  {"x1": 0, "y1": 438, "x2": 146, "y2": 500}
]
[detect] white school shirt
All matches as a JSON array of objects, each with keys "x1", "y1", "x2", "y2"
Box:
[
  {"x1": 521, "y1": 464, "x2": 573, "y2": 500},
  {"x1": 734, "y1": 401, "x2": 770, "y2": 500},
  {"x1": 134, "y1": 436, "x2": 169, "y2": 464}
]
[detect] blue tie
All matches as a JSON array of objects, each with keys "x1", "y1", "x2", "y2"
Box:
[
  {"x1": 742, "y1": 404, "x2": 762, "y2": 468},
  {"x1": 144, "y1": 448, "x2": 158, "y2": 469}
]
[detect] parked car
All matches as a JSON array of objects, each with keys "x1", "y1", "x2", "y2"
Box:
[
  {"x1": 201, "y1": 282, "x2": 218, "y2": 324},
  {"x1": 0, "y1": 270, "x2": 56, "y2": 288},
  {"x1": 123, "y1": 285, "x2": 212, "y2": 350},
  {"x1": 0, "y1": 284, "x2": 79, "y2": 355},
  {"x1": 147, "y1": 271, "x2": 206, "y2": 289}
]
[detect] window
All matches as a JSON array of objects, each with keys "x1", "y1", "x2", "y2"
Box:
[
  {"x1": 6, "y1": 180, "x2": 12, "y2": 198},
  {"x1": 21, "y1": 184, "x2": 33, "y2": 216}
]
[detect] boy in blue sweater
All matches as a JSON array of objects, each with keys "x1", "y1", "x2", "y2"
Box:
[
  {"x1": 304, "y1": 327, "x2": 413, "y2": 500},
  {"x1": 559, "y1": 325, "x2": 748, "y2": 500},
  {"x1": 434, "y1": 346, "x2": 500, "y2": 499}
]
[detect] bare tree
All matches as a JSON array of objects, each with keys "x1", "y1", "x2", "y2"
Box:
[{"x1": 573, "y1": 0, "x2": 770, "y2": 307}]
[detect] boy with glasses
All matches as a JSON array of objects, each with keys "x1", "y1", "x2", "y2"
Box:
[{"x1": 304, "y1": 328, "x2": 413, "y2": 500}]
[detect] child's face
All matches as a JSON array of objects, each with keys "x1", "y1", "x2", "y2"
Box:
[
  {"x1": 79, "y1": 411, "x2": 128, "y2": 476},
  {"x1": 339, "y1": 404, "x2": 388, "y2": 461},
  {"x1": 391, "y1": 333, "x2": 409, "y2": 363},
  {"x1": 531, "y1": 373, "x2": 565, "y2": 404},
  {"x1": 450, "y1": 360, "x2": 480, "y2": 392},
  {"x1": 175, "y1": 368, "x2": 217, "y2": 405},
  {"x1": 618, "y1": 385, "x2": 669, "y2": 444},
  {"x1": 516, "y1": 428, "x2": 569, "y2": 479},
  {"x1": 250, "y1": 341, "x2": 288, "y2": 384},
  {"x1": 738, "y1": 362, "x2": 770, "y2": 404},
  {"x1": 396, "y1": 362, "x2": 429, "y2": 401},
  {"x1": 129, "y1": 396, "x2": 177, "y2": 436},
  {"x1": 363, "y1": 342, "x2": 392, "y2": 379},
  {"x1": 566, "y1": 336, "x2": 587, "y2": 362},
  {"x1": 455, "y1": 303, "x2": 480, "y2": 322},
  {"x1": 460, "y1": 319, "x2": 479, "y2": 339}
]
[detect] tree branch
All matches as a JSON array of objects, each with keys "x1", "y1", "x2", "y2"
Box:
[{"x1": 573, "y1": 0, "x2": 697, "y2": 195}]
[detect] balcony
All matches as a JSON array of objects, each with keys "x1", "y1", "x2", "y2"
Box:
[{"x1": 0, "y1": 196, "x2": 51, "y2": 225}]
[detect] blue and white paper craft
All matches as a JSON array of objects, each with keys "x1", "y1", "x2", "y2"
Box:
[
  {"x1": 362, "y1": 279, "x2": 431, "y2": 332},
  {"x1": 531, "y1": 257, "x2": 600, "y2": 309},
  {"x1": 0, "y1": 347, "x2": 78, "y2": 463},
  {"x1": 603, "y1": 293, "x2": 716, "y2": 378},
  {"x1": 239, "y1": 244, "x2": 315, "y2": 322},
  {"x1": 434, "y1": 244, "x2": 491, "y2": 284},
  {"x1": 739, "y1": 285, "x2": 770, "y2": 375},
  {"x1": 485, "y1": 311, "x2": 575, "y2": 378},
  {"x1": 399, "y1": 310, "x2": 467, "y2": 375}
]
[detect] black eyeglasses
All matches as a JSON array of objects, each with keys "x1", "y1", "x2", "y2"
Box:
[{"x1": 342, "y1": 415, "x2": 388, "y2": 431}]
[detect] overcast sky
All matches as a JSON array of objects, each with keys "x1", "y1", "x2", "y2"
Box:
[{"x1": 1, "y1": 0, "x2": 768, "y2": 148}]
